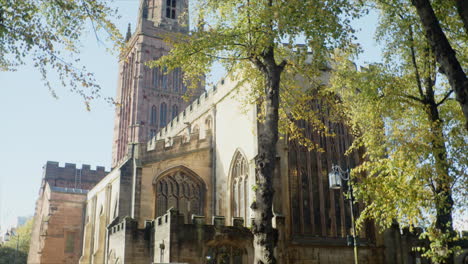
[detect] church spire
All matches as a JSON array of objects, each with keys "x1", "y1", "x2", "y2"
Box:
[{"x1": 125, "y1": 23, "x2": 132, "y2": 42}]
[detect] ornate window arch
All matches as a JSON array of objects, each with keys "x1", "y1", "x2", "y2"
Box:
[
  {"x1": 230, "y1": 151, "x2": 249, "y2": 223},
  {"x1": 154, "y1": 166, "x2": 205, "y2": 222}
]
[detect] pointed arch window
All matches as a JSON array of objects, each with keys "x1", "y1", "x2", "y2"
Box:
[
  {"x1": 166, "y1": 0, "x2": 176, "y2": 19},
  {"x1": 154, "y1": 168, "x2": 205, "y2": 223},
  {"x1": 173, "y1": 68, "x2": 180, "y2": 92},
  {"x1": 162, "y1": 67, "x2": 168, "y2": 90},
  {"x1": 150, "y1": 105, "x2": 157, "y2": 125},
  {"x1": 153, "y1": 67, "x2": 160, "y2": 88},
  {"x1": 230, "y1": 151, "x2": 249, "y2": 223},
  {"x1": 160, "y1": 103, "x2": 167, "y2": 128},
  {"x1": 172, "y1": 105, "x2": 179, "y2": 120}
]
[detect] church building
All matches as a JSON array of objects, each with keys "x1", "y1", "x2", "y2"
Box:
[{"x1": 27, "y1": 0, "x2": 428, "y2": 263}]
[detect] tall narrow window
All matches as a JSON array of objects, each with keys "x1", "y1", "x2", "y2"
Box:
[
  {"x1": 172, "y1": 105, "x2": 179, "y2": 120},
  {"x1": 149, "y1": 129, "x2": 157, "y2": 140},
  {"x1": 182, "y1": 73, "x2": 187, "y2": 93},
  {"x1": 150, "y1": 105, "x2": 157, "y2": 125},
  {"x1": 230, "y1": 151, "x2": 249, "y2": 223},
  {"x1": 162, "y1": 67, "x2": 168, "y2": 90},
  {"x1": 153, "y1": 67, "x2": 159, "y2": 88},
  {"x1": 166, "y1": 0, "x2": 176, "y2": 19},
  {"x1": 173, "y1": 68, "x2": 180, "y2": 92},
  {"x1": 160, "y1": 103, "x2": 167, "y2": 128}
]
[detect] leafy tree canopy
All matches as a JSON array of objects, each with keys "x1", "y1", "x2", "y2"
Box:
[
  {"x1": 150, "y1": 0, "x2": 362, "y2": 147},
  {"x1": 0, "y1": 0, "x2": 123, "y2": 108},
  {"x1": 330, "y1": 1, "x2": 468, "y2": 262},
  {"x1": 0, "y1": 219, "x2": 33, "y2": 264},
  {"x1": 149, "y1": 0, "x2": 363, "y2": 263}
]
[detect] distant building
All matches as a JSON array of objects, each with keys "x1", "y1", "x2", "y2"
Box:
[
  {"x1": 17, "y1": 216, "x2": 32, "y2": 227},
  {"x1": 28, "y1": 162, "x2": 108, "y2": 264}
]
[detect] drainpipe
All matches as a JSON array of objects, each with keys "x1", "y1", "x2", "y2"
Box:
[
  {"x1": 211, "y1": 105, "x2": 217, "y2": 216},
  {"x1": 131, "y1": 143, "x2": 138, "y2": 219}
]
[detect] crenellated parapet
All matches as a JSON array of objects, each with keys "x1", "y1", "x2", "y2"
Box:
[
  {"x1": 108, "y1": 216, "x2": 138, "y2": 236},
  {"x1": 142, "y1": 130, "x2": 212, "y2": 163},
  {"x1": 148, "y1": 74, "x2": 237, "y2": 144},
  {"x1": 150, "y1": 208, "x2": 255, "y2": 263},
  {"x1": 42, "y1": 161, "x2": 109, "y2": 190},
  {"x1": 107, "y1": 216, "x2": 150, "y2": 264}
]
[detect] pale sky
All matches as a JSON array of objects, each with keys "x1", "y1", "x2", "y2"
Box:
[{"x1": 5, "y1": 1, "x2": 459, "y2": 235}]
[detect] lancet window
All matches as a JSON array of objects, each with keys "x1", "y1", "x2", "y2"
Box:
[
  {"x1": 162, "y1": 67, "x2": 168, "y2": 90},
  {"x1": 173, "y1": 68, "x2": 180, "y2": 92},
  {"x1": 150, "y1": 105, "x2": 157, "y2": 125},
  {"x1": 153, "y1": 67, "x2": 159, "y2": 88},
  {"x1": 160, "y1": 103, "x2": 167, "y2": 127},
  {"x1": 231, "y1": 151, "x2": 249, "y2": 223},
  {"x1": 154, "y1": 169, "x2": 204, "y2": 222}
]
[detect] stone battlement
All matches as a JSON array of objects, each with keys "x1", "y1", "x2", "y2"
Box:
[
  {"x1": 44, "y1": 161, "x2": 108, "y2": 172},
  {"x1": 108, "y1": 216, "x2": 137, "y2": 235},
  {"x1": 152, "y1": 74, "x2": 236, "y2": 142},
  {"x1": 147, "y1": 208, "x2": 254, "y2": 232},
  {"x1": 147, "y1": 130, "x2": 211, "y2": 151},
  {"x1": 42, "y1": 161, "x2": 109, "y2": 190},
  {"x1": 143, "y1": 131, "x2": 212, "y2": 163}
]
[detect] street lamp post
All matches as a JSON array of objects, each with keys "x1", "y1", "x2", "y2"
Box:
[{"x1": 328, "y1": 164, "x2": 359, "y2": 264}]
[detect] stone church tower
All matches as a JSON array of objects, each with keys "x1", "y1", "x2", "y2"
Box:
[{"x1": 112, "y1": 0, "x2": 203, "y2": 168}]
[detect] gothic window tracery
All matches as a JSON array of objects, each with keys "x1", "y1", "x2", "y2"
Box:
[
  {"x1": 155, "y1": 169, "x2": 204, "y2": 223},
  {"x1": 287, "y1": 111, "x2": 367, "y2": 239},
  {"x1": 231, "y1": 151, "x2": 249, "y2": 223}
]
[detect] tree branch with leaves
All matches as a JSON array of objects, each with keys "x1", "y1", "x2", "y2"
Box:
[
  {"x1": 0, "y1": 0, "x2": 123, "y2": 109},
  {"x1": 149, "y1": 0, "x2": 360, "y2": 263}
]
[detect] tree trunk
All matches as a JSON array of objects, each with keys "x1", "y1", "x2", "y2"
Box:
[
  {"x1": 455, "y1": 0, "x2": 468, "y2": 35},
  {"x1": 412, "y1": 0, "x2": 468, "y2": 130},
  {"x1": 251, "y1": 49, "x2": 284, "y2": 264},
  {"x1": 426, "y1": 86, "x2": 455, "y2": 264}
]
